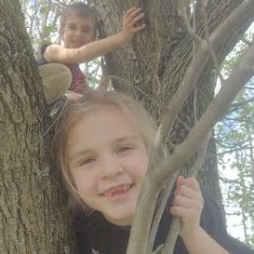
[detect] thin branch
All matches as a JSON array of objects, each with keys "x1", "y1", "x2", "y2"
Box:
[
  {"x1": 216, "y1": 145, "x2": 254, "y2": 159},
  {"x1": 177, "y1": 0, "x2": 202, "y2": 45},
  {"x1": 156, "y1": 38, "x2": 254, "y2": 185},
  {"x1": 212, "y1": 0, "x2": 252, "y2": 47},
  {"x1": 201, "y1": 0, "x2": 225, "y2": 83},
  {"x1": 226, "y1": 96, "x2": 254, "y2": 115},
  {"x1": 103, "y1": 75, "x2": 192, "y2": 132},
  {"x1": 163, "y1": 132, "x2": 211, "y2": 254},
  {"x1": 147, "y1": 171, "x2": 178, "y2": 254},
  {"x1": 159, "y1": 0, "x2": 254, "y2": 149}
]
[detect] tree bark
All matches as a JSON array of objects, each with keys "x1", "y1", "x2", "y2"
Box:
[{"x1": 0, "y1": 0, "x2": 74, "y2": 253}]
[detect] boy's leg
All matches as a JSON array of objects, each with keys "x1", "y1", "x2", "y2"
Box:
[{"x1": 39, "y1": 63, "x2": 72, "y2": 104}]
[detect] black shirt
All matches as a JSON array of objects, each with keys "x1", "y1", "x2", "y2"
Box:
[{"x1": 74, "y1": 190, "x2": 254, "y2": 254}]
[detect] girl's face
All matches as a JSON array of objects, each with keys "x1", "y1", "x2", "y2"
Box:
[
  {"x1": 67, "y1": 105, "x2": 149, "y2": 226},
  {"x1": 60, "y1": 15, "x2": 95, "y2": 48}
]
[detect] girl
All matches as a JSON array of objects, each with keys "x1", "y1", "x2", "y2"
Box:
[
  {"x1": 53, "y1": 91, "x2": 253, "y2": 254},
  {"x1": 39, "y1": 3, "x2": 145, "y2": 103}
]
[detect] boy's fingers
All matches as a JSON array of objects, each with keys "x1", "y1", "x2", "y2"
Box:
[
  {"x1": 126, "y1": 7, "x2": 143, "y2": 20},
  {"x1": 124, "y1": 7, "x2": 139, "y2": 19},
  {"x1": 133, "y1": 24, "x2": 146, "y2": 33},
  {"x1": 131, "y1": 13, "x2": 145, "y2": 24},
  {"x1": 125, "y1": 7, "x2": 138, "y2": 16}
]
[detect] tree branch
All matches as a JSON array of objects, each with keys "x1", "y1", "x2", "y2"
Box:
[
  {"x1": 159, "y1": 0, "x2": 254, "y2": 147},
  {"x1": 127, "y1": 35, "x2": 254, "y2": 254},
  {"x1": 201, "y1": 0, "x2": 225, "y2": 84},
  {"x1": 163, "y1": 132, "x2": 211, "y2": 254}
]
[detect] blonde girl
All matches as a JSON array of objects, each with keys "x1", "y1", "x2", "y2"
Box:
[{"x1": 53, "y1": 91, "x2": 253, "y2": 254}]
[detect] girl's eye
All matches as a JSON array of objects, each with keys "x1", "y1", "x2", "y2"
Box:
[
  {"x1": 117, "y1": 146, "x2": 133, "y2": 153},
  {"x1": 80, "y1": 158, "x2": 96, "y2": 166}
]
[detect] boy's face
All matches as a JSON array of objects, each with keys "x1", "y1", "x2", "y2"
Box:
[
  {"x1": 60, "y1": 15, "x2": 95, "y2": 48},
  {"x1": 67, "y1": 105, "x2": 149, "y2": 226}
]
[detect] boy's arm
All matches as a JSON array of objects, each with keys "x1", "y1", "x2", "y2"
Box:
[
  {"x1": 44, "y1": 7, "x2": 145, "y2": 64},
  {"x1": 171, "y1": 176, "x2": 230, "y2": 254}
]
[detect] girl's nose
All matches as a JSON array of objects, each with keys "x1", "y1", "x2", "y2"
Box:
[{"x1": 100, "y1": 156, "x2": 123, "y2": 179}]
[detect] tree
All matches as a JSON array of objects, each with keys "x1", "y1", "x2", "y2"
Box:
[
  {"x1": 0, "y1": 0, "x2": 75, "y2": 253},
  {"x1": 91, "y1": 0, "x2": 254, "y2": 199},
  {"x1": 90, "y1": 1, "x2": 254, "y2": 253},
  {"x1": 1, "y1": 0, "x2": 254, "y2": 253}
]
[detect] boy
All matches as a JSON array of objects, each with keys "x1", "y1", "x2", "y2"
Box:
[{"x1": 39, "y1": 3, "x2": 145, "y2": 103}]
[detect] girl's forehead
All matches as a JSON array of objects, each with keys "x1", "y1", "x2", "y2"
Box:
[
  {"x1": 66, "y1": 105, "x2": 143, "y2": 153},
  {"x1": 69, "y1": 104, "x2": 135, "y2": 133}
]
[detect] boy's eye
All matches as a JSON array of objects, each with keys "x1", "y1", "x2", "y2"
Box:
[
  {"x1": 68, "y1": 25, "x2": 76, "y2": 30},
  {"x1": 82, "y1": 29, "x2": 92, "y2": 33}
]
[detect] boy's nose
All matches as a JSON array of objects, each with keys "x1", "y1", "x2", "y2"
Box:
[{"x1": 74, "y1": 29, "x2": 84, "y2": 38}]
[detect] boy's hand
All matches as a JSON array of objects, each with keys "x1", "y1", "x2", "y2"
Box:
[
  {"x1": 65, "y1": 91, "x2": 83, "y2": 101},
  {"x1": 170, "y1": 176, "x2": 204, "y2": 240},
  {"x1": 121, "y1": 7, "x2": 145, "y2": 41}
]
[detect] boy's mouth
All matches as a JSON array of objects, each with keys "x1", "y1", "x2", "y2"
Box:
[
  {"x1": 101, "y1": 184, "x2": 134, "y2": 197},
  {"x1": 72, "y1": 41, "x2": 84, "y2": 47}
]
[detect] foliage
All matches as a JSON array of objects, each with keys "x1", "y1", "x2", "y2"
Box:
[{"x1": 216, "y1": 31, "x2": 254, "y2": 246}]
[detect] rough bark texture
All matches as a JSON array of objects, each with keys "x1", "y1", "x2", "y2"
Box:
[
  {"x1": 0, "y1": 1, "x2": 74, "y2": 253},
  {"x1": 91, "y1": 0, "x2": 254, "y2": 204}
]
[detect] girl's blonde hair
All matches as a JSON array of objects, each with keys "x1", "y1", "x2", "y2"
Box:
[{"x1": 52, "y1": 91, "x2": 157, "y2": 212}]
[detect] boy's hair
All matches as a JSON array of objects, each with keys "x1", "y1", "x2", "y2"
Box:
[
  {"x1": 60, "y1": 2, "x2": 98, "y2": 31},
  {"x1": 52, "y1": 91, "x2": 157, "y2": 212}
]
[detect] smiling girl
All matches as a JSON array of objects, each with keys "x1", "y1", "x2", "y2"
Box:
[{"x1": 53, "y1": 91, "x2": 253, "y2": 254}]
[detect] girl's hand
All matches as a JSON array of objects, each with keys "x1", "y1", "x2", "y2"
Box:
[
  {"x1": 121, "y1": 7, "x2": 145, "y2": 41},
  {"x1": 170, "y1": 176, "x2": 204, "y2": 240}
]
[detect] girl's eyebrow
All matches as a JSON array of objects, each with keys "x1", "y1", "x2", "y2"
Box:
[
  {"x1": 69, "y1": 135, "x2": 139, "y2": 163},
  {"x1": 69, "y1": 148, "x2": 94, "y2": 164},
  {"x1": 113, "y1": 135, "x2": 139, "y2": 145}
]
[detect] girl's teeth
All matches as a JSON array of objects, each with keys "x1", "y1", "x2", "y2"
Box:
[{"x1": 104, "y1": 184, "x2": 130, "y2": 196}]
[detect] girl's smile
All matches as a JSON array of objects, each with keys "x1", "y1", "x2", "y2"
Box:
[
  {"x1": 67, "y1": 105, "x2": 149, "y2": 226},
  {"x1": 100, "y1": 183, "x2": 134, "y2": 199}
]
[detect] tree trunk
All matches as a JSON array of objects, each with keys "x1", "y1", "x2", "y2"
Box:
[
  {"x1": 91, "y1": 0, "x2": 254, "y2": 204},
  {"x1": 0, "y1": 0, "x2": 74, "y2": 253}
]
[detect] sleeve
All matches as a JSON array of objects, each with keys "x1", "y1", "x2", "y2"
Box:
[
  {"x1": 38, "y1": 42, "x2": 52, "y2": 65},
  {"x1": 200, "y1": 189, "x2": 254, "y2": 254}
]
